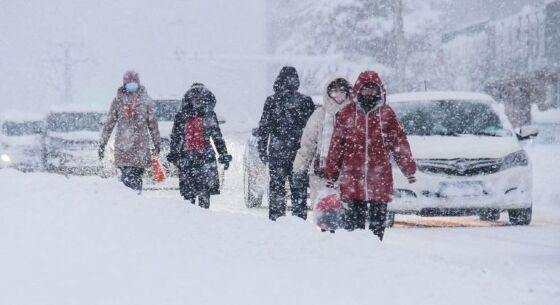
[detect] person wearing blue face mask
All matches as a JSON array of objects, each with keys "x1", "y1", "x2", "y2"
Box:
[{"x1": 99, "y1": 70, "x2": 161, "y2": 192}]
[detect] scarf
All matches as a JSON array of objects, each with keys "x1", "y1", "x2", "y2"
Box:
[{"x1": 183, "y1": 115, "x2": 205, "y2": 153}]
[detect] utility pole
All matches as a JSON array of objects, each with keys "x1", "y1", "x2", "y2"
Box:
[
  {"x1": 46, "y1": 42, "x2": 94, "y2": 105},
  {"x1": 392, "y1": 0, "x2": 406, "y2": 92}
]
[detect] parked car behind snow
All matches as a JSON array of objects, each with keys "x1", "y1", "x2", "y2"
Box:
[
  {"x1": 0, "y1": 113, "x2": 45, "y2": 172},
  {"x1": 389, "y1": 91, "x2": 537, "y2": 226},
  {"x1": 42, "y1": 106, "x2": 115, "y2": 176}
]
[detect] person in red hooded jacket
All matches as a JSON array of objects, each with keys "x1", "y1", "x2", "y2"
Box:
[{"x1": 324, "y1": 71, "x2": 416, "y2": 240}]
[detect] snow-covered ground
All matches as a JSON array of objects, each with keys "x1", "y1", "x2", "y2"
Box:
[{"x1": 1, "y1": 133, "x2": 559, "y2": 305}]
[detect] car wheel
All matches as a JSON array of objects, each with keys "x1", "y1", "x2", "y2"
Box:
[
  {"x1": 480, "y1": 209, "x2": 500, "y2": 221},
  {"x1": 508, "y1": 207, "x2": 532, "y2": 225},
  {"x1": 385, "y1": 212, "x2": 395, "y2": 227},
  {"x1": 244, "y1": 160, "x2": 263, "y2": 208}
]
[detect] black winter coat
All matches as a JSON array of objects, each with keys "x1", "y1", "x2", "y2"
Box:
[
  {"x1": 257, "y1": 66, "x2": 315, "y2": 167},
  {"x1": 168, "y1": 84, "x2": 228, "y2": 199}
]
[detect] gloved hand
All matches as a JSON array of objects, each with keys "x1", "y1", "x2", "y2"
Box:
[
  {"x1": 98, "y1": 145, "x2": 105, "y2": 160},
  {"x1": 259, "y1": 153, "x2": 268, "y2": 165},
  {"x1": 219, "y1": 154, "x2": 233, "y2": 170},
  {"x1": 326, "y1": 179, "x2": 336, "y2": 188},
  {"x1": 407, "y1": 175, "x2": 416, "y2": 184},
  {"x1": 166, "y1": 153, "x2": 178, "y2": 164}
]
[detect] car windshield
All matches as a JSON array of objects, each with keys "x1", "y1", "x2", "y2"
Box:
[
  {"x1": 47, "y1": 112, "x2": 103, "y2": 132},
  {"x1": 393, "y1": 100, "x2": 508, "y2": 136},
  {"x1": 154, "y1": 100, "x2": 180, "y2": 121},
  {"x1": 2, "y1": 121, "x2": 43, "y2": 136}
]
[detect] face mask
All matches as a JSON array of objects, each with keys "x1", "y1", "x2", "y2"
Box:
[
  {"x1": 125, "y1": 82, "x2": 139, "y2": 93},
  {"x1": 329, "y1": 91, "x2": 347, "y2": 104}
]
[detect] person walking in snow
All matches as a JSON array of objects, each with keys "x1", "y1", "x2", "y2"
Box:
[
  {"x1": 324, "y1": 71, "x2": 417, "y2": 240},
  {"x1": 166, "y1": 83, "x2": 232, "y2": 209},
  {"x1": 257, "y1": 66, "x2": 315, "y2": 220},
  {"x1": 99, "y1": 70, "x2": 161, "y2": 192},
  {"x1": 291, "y1": 77, "x2": 352, "y2": 221}
]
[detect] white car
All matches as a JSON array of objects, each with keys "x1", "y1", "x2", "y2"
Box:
[
  {"x1": 389, "y1": 91, "x2": 537, "y2": 226},
  {"x1": 0, "y1": 114, "x2": 45, "y2": 172},
  {"x1": 42, "y1": 105, "x2": 115, "y2": 176}
]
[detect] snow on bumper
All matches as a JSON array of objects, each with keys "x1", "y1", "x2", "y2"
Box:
[{"x1": 389, "y1": 165, "x2": 532, "y2": 212}]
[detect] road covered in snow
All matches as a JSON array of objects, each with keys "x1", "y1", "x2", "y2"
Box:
[{"x1": 1, "y1": 134, "x2": 559, "y2": 305}]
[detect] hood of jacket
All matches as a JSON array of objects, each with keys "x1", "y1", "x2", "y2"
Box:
[
  {"x1": 352, "y1": 70, "x2": 387, "y2": 106},
  {"x1": 180, "y1": 83, "x2": 216, "y2": 115},
  {"x1": 273, "y1": 66, "x2": 300, "y2": 93},
  {"x1": 322, "y1": 77, "x2": 351, "y2": 116}
]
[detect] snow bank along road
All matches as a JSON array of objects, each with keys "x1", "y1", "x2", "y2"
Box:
[{"x1": 0, "y1": 134, "x2": 558, "y2": 305}]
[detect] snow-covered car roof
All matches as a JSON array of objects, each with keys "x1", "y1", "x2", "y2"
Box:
[
  {"x1": 532, "y1": 105, "x2": 560, "y2": 124},
  {"x1": 0, "y1": 110, "x2": 45, "y2": 123},
  {"x1": 388, "y1": 91, "x2": 495, "y2": 104},
  {"x1": 48, "y1": 104, "x2": 106, "y2": 114}
]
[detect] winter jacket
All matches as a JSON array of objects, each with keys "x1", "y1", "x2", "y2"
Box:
[
  {"x1": 257, "y1": 66, "x2": 315, "y2": 166},
  {"x1": 324, "y1": 71, "x2": 416, "y2": 203},
  {"x1": 293, "y1": 77, "x2": 351, "y2": 175},
  {"x1": 100, "y1": 85, "x2": 161, "y2": 168},
  {"x1": 168, "y1": 84, "x2": 228, "y2": 198}
]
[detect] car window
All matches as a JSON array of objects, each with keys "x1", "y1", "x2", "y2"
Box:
[
  {"x1": 2, "y1": 121, "x2": 43, "y2": 136},
  {"x1": 154, "y1": 100, "x2": 180, "y2": 121},
  {"x1": 393, "y1": 100, "x2": 509, "y2": 137},
  {"x1": 46, "y1": 112, "x2": 103, "y2": 132}
]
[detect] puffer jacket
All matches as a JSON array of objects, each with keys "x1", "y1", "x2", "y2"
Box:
[
  {"x1": 100, "y1": 85, "x2": 161, "y2": 168},
  {"x1": 324, "y1": 71, "x2": 416, "y2": 203},
  {"x1": 293, "y1": 77, "x2": 351, "y2": 174},
  {"x1": 257, "y1": 66, "x2": 315, "y2": 165}
]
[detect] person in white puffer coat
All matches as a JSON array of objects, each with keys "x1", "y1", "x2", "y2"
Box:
[{"x1": 291, "y1": 77, "x2": 352, "y2": 218}]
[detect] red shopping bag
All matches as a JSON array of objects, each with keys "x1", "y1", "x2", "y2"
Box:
[
  {"x1": 314, "y1": 187, "x2": 343, "y2": 231},
  {"x1": 151, "y1": 154, "x2": 166, "y2": 182}
]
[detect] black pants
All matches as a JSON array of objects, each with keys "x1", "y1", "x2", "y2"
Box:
[
  {"x1": 268, "y1": 160, "x2": 302, "y2": 221},
  {"x1": 119, "y1": 167, "x2": 144, "y2": 191},
  {"x1": 189, "y1": 193, "x2": 211, "y2": 209},
  {"x1": 344, "y1": 200, "x2": 388, "y2": 240}
]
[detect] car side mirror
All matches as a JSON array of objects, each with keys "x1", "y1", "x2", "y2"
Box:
[
  {"x1": 516, "y1": 125, "x2": 539, "y2": 140},
  {"x1": 217, "y1": 116, "x2": 226, "y2": 125}
]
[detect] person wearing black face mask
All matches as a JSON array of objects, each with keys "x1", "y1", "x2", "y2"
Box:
[
  {"x1": 324, "y1": 71, "x2": 417, "y2": 241},
  {"x1": 167, "y1": 83, "x2": 232, "y2": 208},
  {"x1": 357, "y1": 81, "x2": 383, "y2": 113}
]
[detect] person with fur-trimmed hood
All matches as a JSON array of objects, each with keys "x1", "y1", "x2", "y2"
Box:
[
  {"x1": 99, "y1": 70, "x2": 161, "y2": 192},
  {"x1": 291, "y1": 77, "x2": 352, "y2": 221},
  {"x1": 257, "y1": 66, "x2": 315, "y2": 220},
  {"x1": 167, "y1": 83, "x2": 232, "y2": 208},
  {"x1": 324, "y1": 71, "x2": 417, "y2": 240}
]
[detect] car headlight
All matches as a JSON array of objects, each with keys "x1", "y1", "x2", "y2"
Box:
[
  {"x1": 501, "y1": 150, "x2": 528, "y2": 171},
  {"x1": 1, "y1": 153, "x2": 11, "y2": 162}
]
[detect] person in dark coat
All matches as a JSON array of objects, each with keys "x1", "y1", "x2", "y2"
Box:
[
  {"x1": 167, "y1": 83, "x2": 232, "y2": 208},
  {"x1": 257, "y1": 66, "x2": 315, "y2": 220}
]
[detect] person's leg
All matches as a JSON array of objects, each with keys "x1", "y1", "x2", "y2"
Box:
[
  {"x1": 198, "y1": 193, "x2": 210, "y2": 209},
  {"x1": 120, "y1": 167, "x2": 144, "y2": 191},
  {"x1": 343, "y1": 200, "x2": 361, "y2": 231},
  {"x1": 355, "y1": 201, "x2": 368, "y2": 230},
  {"x1": 290, "y1": 171, "x2": 308, "y2": 220},
  {"x1": 368, "y1": 201, "x2": 388, "y2": 241},
  {"x1": 268, "y1": 163, "x2": 288, "y2": 221}
]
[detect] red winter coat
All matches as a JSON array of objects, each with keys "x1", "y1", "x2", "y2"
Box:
[{"x1": 324, "y1": 71, "x2": 416, "y2": 203}]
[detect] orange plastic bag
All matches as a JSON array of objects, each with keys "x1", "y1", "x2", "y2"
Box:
[{"x1": 151, "y1": 154, "x2": 166, "y2": 182}]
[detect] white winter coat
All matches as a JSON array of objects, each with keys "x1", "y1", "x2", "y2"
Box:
[{"x1": 292, "y1": 77, "x2": 350, "y2": 204}]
